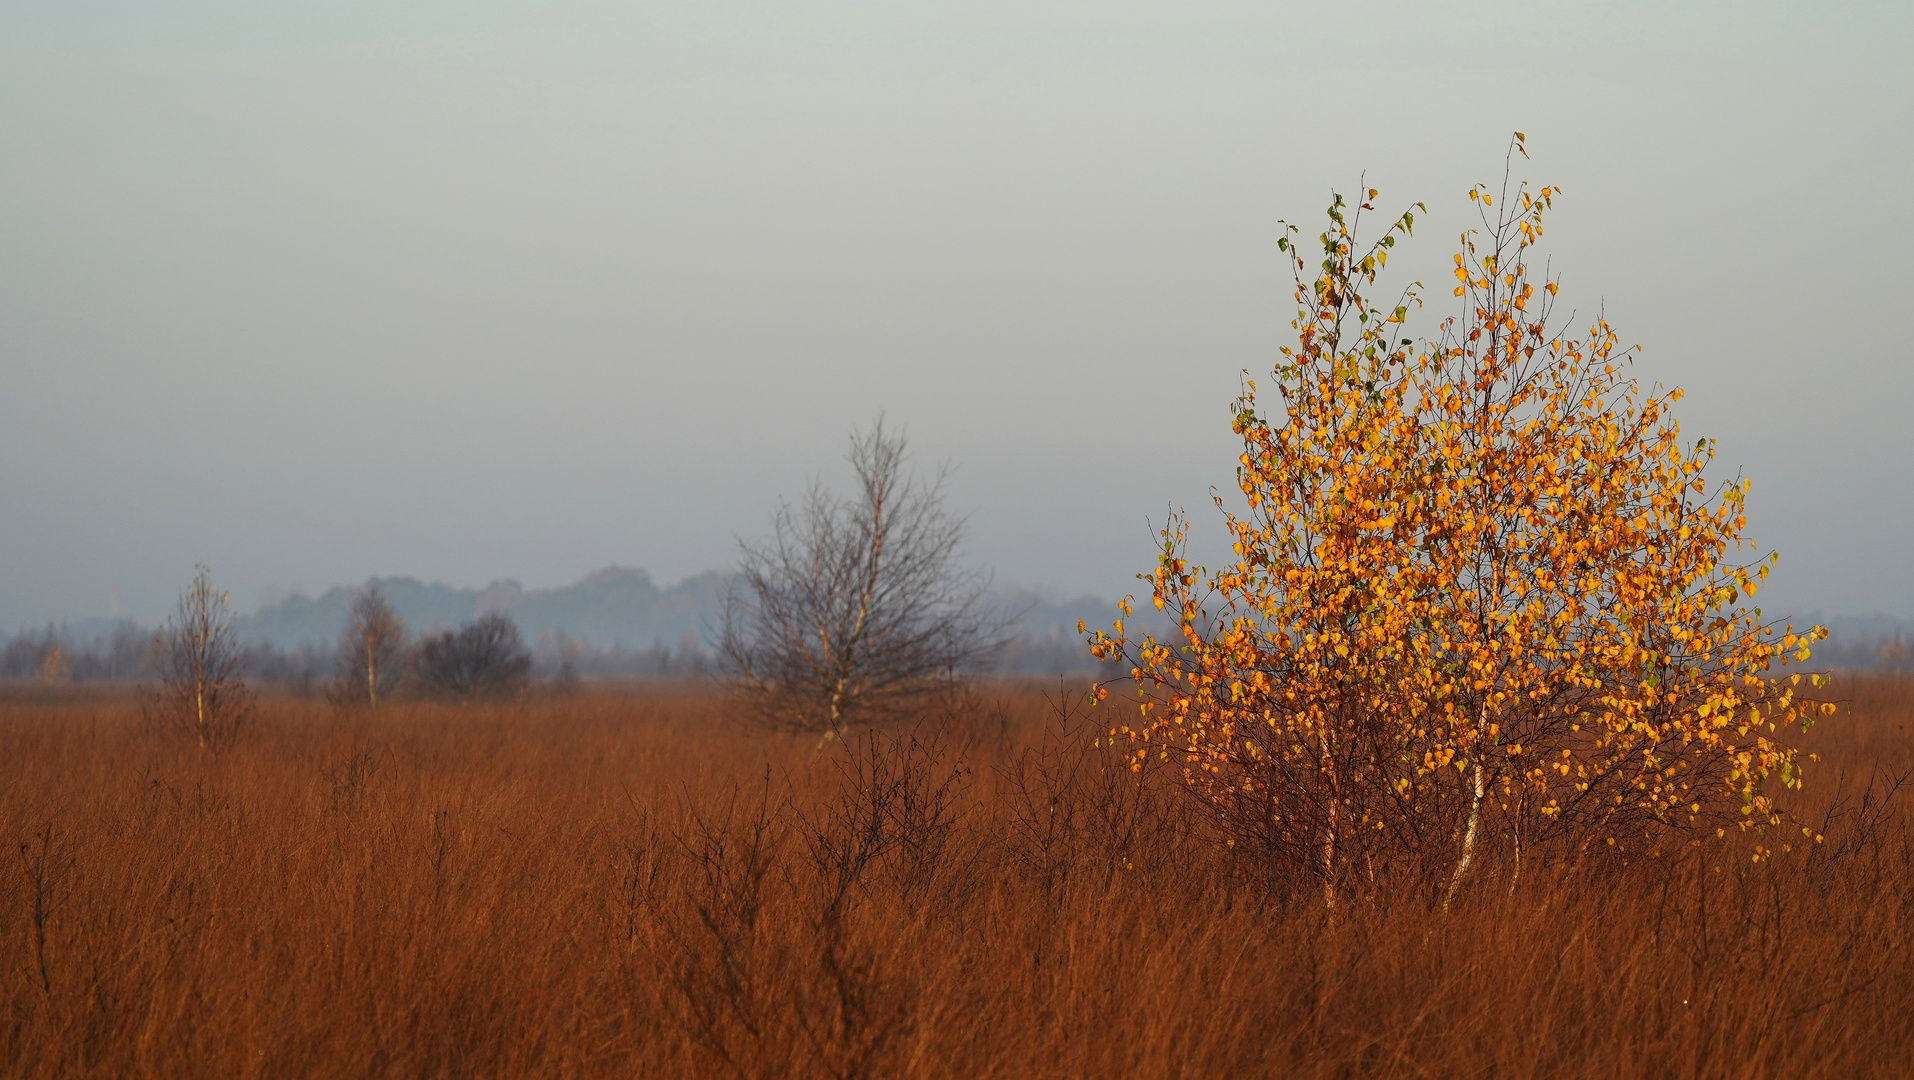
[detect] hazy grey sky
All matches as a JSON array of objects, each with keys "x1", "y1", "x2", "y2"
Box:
[{"x1": 4, "y1": 1, "x2": 1910, "y2": 629}]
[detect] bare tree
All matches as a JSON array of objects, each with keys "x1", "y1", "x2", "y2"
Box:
[
  {"x1": 335, "y1": 584, "x2": 407, "y2": 709},
  {"x1": 719, "y1": 419, "x2": 1006, "y2": 736},
  {"x1": 145, "y1": 565, "x2": 254, "y2": 754},
  {"x1": 414, "y1": 611, "x2": 532, "y2": 700}
]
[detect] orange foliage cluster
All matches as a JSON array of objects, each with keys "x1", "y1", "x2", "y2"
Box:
[{"x1": 1089, "y1": 141, "x2": 1831, "y2": 898}]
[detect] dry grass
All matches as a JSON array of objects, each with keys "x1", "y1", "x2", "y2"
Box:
[{"x1": 3, "y1": 676, "x2": 1911, "y2": 1079}]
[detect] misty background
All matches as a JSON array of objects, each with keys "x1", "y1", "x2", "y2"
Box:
[{"x1": 4, "y1": 2, "x2": 1910, "y2": 651}]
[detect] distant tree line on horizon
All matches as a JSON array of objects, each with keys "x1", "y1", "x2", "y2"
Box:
[
  {"x1": 0, "y1": 599, "x2": 1114, "y2": 688},
  {"x1": 0, "y1": 610, "x2": 715, "y2": 692},
  {"x1": 3, "y1": 607, "x2": 1909, "y2": 689}
]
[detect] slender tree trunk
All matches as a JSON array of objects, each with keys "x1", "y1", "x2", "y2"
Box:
[
  {"x1": 1322, "y1": 795, "x2": 1339, "y2": 909},
  {"x1": 1320, "y1": 733, "x2": 1339, "y2": 909},
  {"x1": 817, "y1": 683, "x2": 847, "y2": 751},
  {"x1": 821, "y1": 466, "x2": 885, "y2": 746},
  {"x1": 1444, "y1": 757, "x2": 1486, "y2": 912},
  {"x1": 1510, "y1": 808, "x2": 1523, "y2": 896}
]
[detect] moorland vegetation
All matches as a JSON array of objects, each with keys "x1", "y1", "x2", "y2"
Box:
[{"x1": 1, "y1": 680, "x2": 1909, "y2": 1078}]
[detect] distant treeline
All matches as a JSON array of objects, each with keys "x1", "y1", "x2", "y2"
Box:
[
  {"x1": 0, "y1": 569, "x2": 1118, "y2": 686},
  {"x1": 234, "y1": 567, "x2": 1119, "y2": 668},
  {"x1": 4, "y1": 604, "x2": 1902, "y2": 686},
  {"x1": 0, "y1": 624, "x2": 1103, "y2": 688},
  {"x1": 236, "y1": 567, "x2": 728, "y2": 652},
  {"x1": 0, "y1": 619, "x2": 726, "y2": 688},
  {"x1": 0, "y1": 620, "x2": 338, "y2": 688}
]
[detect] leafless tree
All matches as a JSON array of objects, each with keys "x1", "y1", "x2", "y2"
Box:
[
  {"x1": 335, "y1": 584, "x2": 407, "y2": 709},
  {"x1": 413, "y1": 611, "x2": 531, "y2": 700},
  {"x1": 144, "y1": 565, "x2": 254, "y2": 754},
  {"x1": 719, "y1": 419, "x2": 1007, "y2": 736}
]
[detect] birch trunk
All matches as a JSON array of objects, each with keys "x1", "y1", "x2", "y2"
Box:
[{"x1": 1443, "y1": 757, "x2": 1486, "y2": 912}]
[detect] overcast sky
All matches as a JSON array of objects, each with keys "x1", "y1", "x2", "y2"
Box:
[{"x1": 3, "y1": 1, "x2": 1909, "y2": 629}]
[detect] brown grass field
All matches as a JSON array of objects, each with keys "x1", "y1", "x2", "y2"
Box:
[{"x1": 3, "y1": 677, "x2": 1911, "y2": 1079}]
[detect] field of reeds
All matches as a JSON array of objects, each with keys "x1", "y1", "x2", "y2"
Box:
[{"x1": 4, "y1": 676, "x2": 1911, "y2": 1079}]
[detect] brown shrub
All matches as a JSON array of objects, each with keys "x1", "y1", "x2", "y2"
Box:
[{"x1": 1, "y1": 676, "x2": 1909, "y2": 1078}]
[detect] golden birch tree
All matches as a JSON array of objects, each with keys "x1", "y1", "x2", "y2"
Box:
[{"x1": 1086, "y1": 136, "x2": 1832, "y2": 904}]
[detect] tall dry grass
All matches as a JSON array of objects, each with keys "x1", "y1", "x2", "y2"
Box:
[{"x1": 3, "y1": 677, "x2": 1910, "y2": 1078}]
